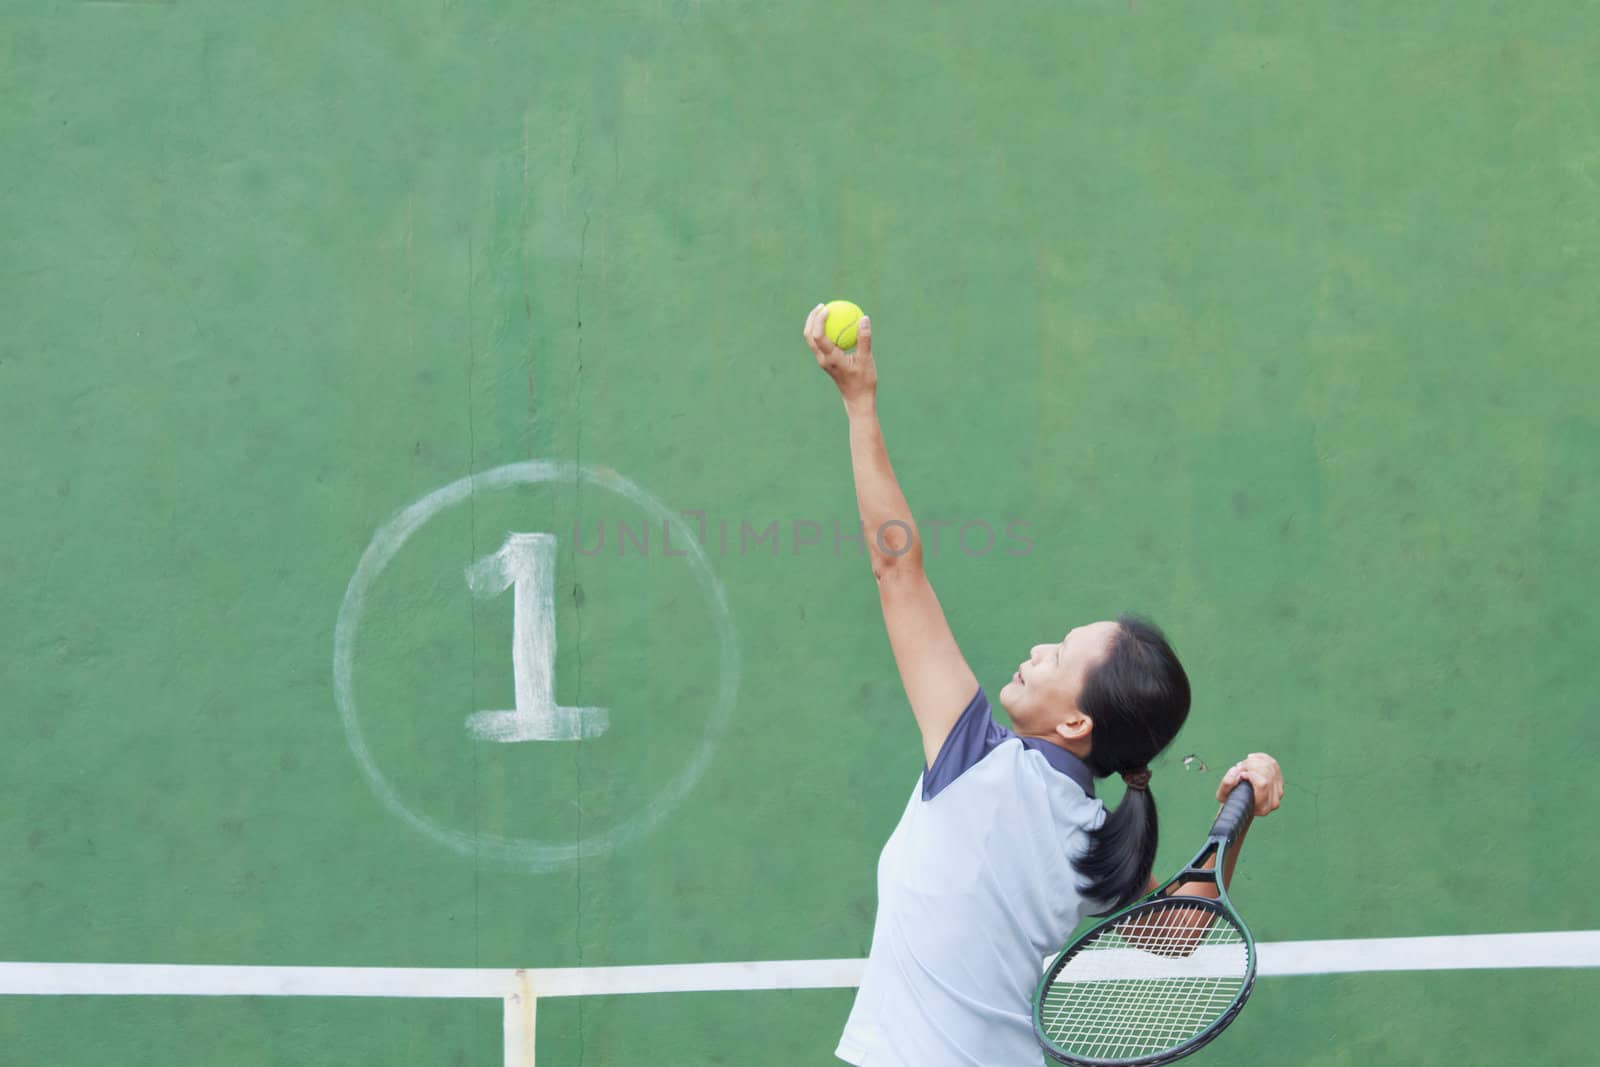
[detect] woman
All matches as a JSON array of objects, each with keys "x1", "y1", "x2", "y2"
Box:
[{"x1": 802, "y1": 304, "x2": 1286, "y2": 1066}]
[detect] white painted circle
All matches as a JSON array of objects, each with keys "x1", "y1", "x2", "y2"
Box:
[{"x1": 333, "y1": 461, "x2": 739, "y2": 872}]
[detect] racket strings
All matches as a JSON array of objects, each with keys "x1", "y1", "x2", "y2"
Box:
[{"x1": 1039, "y1": 902, "x2": 1249, "y2": 1061}]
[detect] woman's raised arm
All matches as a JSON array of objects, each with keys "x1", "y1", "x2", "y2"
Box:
[{"x1": 804, "y1": 304, "x2": 979, "y2": 766}]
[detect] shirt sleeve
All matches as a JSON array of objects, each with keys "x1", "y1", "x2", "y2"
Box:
[{"x1": 921, "y1": 687, "x2": 1010, "y2": 801}]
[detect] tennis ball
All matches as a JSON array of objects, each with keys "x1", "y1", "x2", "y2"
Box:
[{"x1": 824, "y1": 299, "x2": 866, "y2": 351}]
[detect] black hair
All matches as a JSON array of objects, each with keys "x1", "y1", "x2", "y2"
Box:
[{"x1": 1071, "y1": 614, "x2": 1191, "y2": 914}]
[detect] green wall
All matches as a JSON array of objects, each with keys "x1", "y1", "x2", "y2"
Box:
[{"x1": 3, "y1": 1, "x2": 1596, "y2": 1062}]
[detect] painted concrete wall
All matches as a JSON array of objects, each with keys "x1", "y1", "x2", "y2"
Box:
[{"x1": 3, "y1": 2, "x2": 1596, "y2": 1062}]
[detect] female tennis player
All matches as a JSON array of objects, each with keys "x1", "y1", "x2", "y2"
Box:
[{"x1": 802, "y1": 304, "x2": 1286, "y2": 1066}]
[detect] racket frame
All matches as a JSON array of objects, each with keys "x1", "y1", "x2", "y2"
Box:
[{"x1": 1032, "y1": 781, "x2": 1258, "y2": 1067}]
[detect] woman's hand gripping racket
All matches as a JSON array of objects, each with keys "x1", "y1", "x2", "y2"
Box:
[{"x1": 1033, "y1": 779, "x2": 1260, "y2": 1066}]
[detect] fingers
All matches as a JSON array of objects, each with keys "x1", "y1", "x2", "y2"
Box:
[
  {"x1": 856, "y1": 315, "x2": 872, "y2": 358},
  {"x1": 803, "y1": 303, "x2": 825, "y2": 360},
  {"x1": 1216, "y1": 753, "x2": 1284, "y2": 816},
  {"x1": 803, "y1": 302, "x2": 839, "y2": 364},
  {"x1": 1215, "y1": 760, "x2": 1244, "y2": 802},
  {"x1": 1246, "y1": 752, "x2": 1283, "y2": 816}
]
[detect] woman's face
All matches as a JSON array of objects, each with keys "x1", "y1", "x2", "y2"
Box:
[{"x1": 998, "y1": 620, "x2": 1121, "y2": 735}]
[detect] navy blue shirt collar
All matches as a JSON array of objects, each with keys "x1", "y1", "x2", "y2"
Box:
[
  {"x1": 921, "y1": 687, "x2": 1098, "y2": 801},
  {"x1": 1018, "y1": 736, "x2": 1096, "y2": 798}
]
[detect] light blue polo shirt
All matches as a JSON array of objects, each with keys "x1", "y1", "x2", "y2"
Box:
[{"x1": 837, "y1": 687, "x2": 1106, "y2": 1066}]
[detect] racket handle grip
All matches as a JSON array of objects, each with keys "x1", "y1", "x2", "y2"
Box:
[{"x1": 1210, "y1": 780, "x2": 1255, "y2": 842}]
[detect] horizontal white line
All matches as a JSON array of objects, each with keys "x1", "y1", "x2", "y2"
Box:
[
  {"x1": 0, "y1": 963, "x2": 508, "y2": 999},
  {"x1": 1, "y1": 931, "x2": 1596, "y2": 1000},
  {"x1": 1257, "y1": 931, "x2": 1600, "y2": 976},
  {"x1": 524, "y1": 957, "x2": 867, "y2": 998}
]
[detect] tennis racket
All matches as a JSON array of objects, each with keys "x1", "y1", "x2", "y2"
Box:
[{"x1": 1032, "y1": 780, "x2": 1257, "y2": 1066}]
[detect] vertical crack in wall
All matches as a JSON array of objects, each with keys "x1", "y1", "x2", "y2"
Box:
[
  {"x1": 573, "y1": 195, "x2": 592, "y2": 1067},
  {"x1": 465, "y1": 231, "x2": 483, "y2": 972},
  {"x1": 406, "y1": 192, "x2": 415, "y2": 365},
  {"x1": 523, "y1": 113, "x2": 538, "y2": 457}
]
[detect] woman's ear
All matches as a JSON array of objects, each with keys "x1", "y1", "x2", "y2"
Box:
[{"x1": 1054, "y1": 708, "x2": 1093, "y2": 744}]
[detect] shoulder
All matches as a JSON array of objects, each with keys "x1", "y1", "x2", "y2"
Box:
[
  {"x1": 921, "y1": 687, "x2": 1094, "y2": 806},
  {"x1": 920, "y1": 687, "x2": 1100, "y2": 803},
  {"x1": 920, "y1": 687, "x2": 1008, "y2": 801}
]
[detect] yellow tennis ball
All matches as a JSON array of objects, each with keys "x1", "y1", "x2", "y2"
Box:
[{"x1": 824, "y1": 299, "x2": 865, "y2": 351}]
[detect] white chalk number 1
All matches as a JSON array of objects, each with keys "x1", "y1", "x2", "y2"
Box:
[{"x1": 464, "y1": 532, "x2": 608, "y2": 743}]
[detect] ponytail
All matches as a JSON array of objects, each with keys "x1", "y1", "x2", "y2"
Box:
[
  {"x1": 1076, "y1": 784, "x2": 1159, "y2": 914},
  {"x1": 1069, "y1": 614, "x2": 1190, "y2": 915}
]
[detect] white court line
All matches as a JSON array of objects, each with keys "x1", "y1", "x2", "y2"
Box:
[
  {"x1": 0, "y1": 962, "x2": 508, "y2": 998},
  {"x1": 1258, "y1": 931, "x2": 1600, "y2": 976},
  {"x1": 2, "y1": 933, "x2": 1597, "y2": 1066},
  {"x1": 2, "y1": 932, "x2": 1598, "y2": 997}
]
